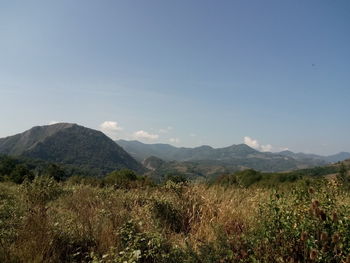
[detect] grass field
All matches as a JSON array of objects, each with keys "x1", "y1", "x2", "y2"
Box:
[{"x1": 1, "y1": 172, "x2": 350, "y2": 263}]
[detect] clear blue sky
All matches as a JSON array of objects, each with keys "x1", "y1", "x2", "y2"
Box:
[{"x1": 1, "y1": 0, "x2": 349, "y2": 155}]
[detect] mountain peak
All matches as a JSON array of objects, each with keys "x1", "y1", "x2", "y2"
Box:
[
  {"x1": 195, "y1": 145, "x2": 213, "y2": 150},
  {"x1": 223, "y1": 143, "x2": 258, "y2": 153},
  {"x1": 0, "y1": 124, "x2": 143, "y2": 174},
  {"x1": 46, "y1": 122, "x2": 77, "y2": 129}
]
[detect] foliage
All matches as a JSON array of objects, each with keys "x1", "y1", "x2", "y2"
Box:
[
  {"x1": 1, "y1": 168, "x2": 350, "y2": 262},
  {"x1": 0, "y1": 155, "x2": 34, "y2": 183},
  {"x1": 165, "y1": 174, "x2": 188, "y2": 184},
  {"x1": 214, "y1": 169, "x2": 303, "y2": 188},
  {"x1": 0, "y1": 184, "x2": 24, "y2": 262},
  {"x1": 0, "y1": 155, "x2": 74, "y2": 183},
  {"x1": 22, "y1": 175, "x2": 63, "y2": 206},
  {"x1": 337, "y1": 163, "x2": 349, "y2": 188},
  {"x1": 103, "y1": 169, "x2": 150, "y2": 189},
  {"x1": 91, "y1": 220, "x2": 183, "y2": 263},
  {"x1": 152, "y1": 198, "x2": 186, "y2": 233},
  {"x1": 248, "y1": 181, "x2": 350, "y2": 262}
]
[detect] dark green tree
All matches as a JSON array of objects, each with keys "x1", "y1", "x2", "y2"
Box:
[
  {"x1": 10, "y1": 164, "x2": 34, "y2": 184},
  {"x1": 338, "y1": 163, "x2": 348, "y2": 187},
  {"x1": 104, "y1": 169, "x2": 137, "y2": 188},
  {"x1": 45, "y1": 163, "x2": 66, "y2": 181},
  {"x1": 0, "y1": 156, "x2": 17, "y2": 177},
  {"x1": 165, "y1": 174, "x2": 188, "y2": 184}
]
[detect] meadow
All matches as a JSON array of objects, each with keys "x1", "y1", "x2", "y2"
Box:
[{"x1": 1, "y1": 169, "x2": 350, "y2": 263}]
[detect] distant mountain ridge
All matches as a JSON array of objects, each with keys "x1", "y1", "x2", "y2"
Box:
[
  {"x1": 278, "y1": 150, "x2": 350, "y2": 164},
  {"x1": 1, "y1": 124, "x2": 347, "y2": 178},
  {"x1": 116, "y1": 140, "x2": 337, "y2": 173},
  {"x1": 116, "y1": 140, "x2": 261, "y2": 161},
  {"x1": 0, "y1": 123, "x2": 143, "y2": 175},
  {"x1": 117, "y1": 140, "x2": 350, "y2": 165}
]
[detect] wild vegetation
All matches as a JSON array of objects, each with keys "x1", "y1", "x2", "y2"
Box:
[{"x1": 0, "y1": 156, "x2": 349, "y2": 263}]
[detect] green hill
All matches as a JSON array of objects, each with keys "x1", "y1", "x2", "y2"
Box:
[
  {"x1": 0, "y1": 123, "x2": 143, "y2": 175},
  {"x1": 117, "y1": 140, "x2": 327, "y2": 173}
]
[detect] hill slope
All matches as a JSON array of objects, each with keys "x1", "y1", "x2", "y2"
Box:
[
  {"x1": 117, "y1": 140, "x2": 265, "y2": 162},
  {"x1": 117, "y1": 140, "x2": 350, "y2": 165},
  {"x1": 278, "y1": 150, "x2": 350, "y2": 163},
  {"x1": 0, "y1": 123, "x2": 143, "y2": 175},
  {"x1": 117, "y1": 140, "x2": 328, "y2": 174}
]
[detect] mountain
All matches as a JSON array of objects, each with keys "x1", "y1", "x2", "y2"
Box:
[
  {"x1": 117, "y1": 139, "x2": 350, "y2": 166},
  {"x1": 116, "y1": 140, "x2": 327, "y2": 173},
  {"x1": 278, "y1": 150, "x2": 350, "y2": 163},
  {"x1": 278, "y1": 150, "x2": 321, "y2": 160},
  {"x1": 0, "y1": 123, "x2": 143, "y2": 175},
  {"x1": 142, "y1": 156, "x2": 165, "y2": 171},
  {"x1": 116, "y1": 140, "x2": 179, "y2": 161},
  {"x1": 116, "y1": 140, "x2": 261, "y2": 162},
  {"x1": 324, "y1": 152, "x2": 350, "y2": 163}
]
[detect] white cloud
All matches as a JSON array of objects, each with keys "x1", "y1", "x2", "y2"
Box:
[
  {"x1": 169, "y1": 137, "x2": 180, "y2": 144},
  {"x1": 244, "y1": 136, "x2": 260, "y2": 149},
  {"x1": 100, "y1": 121, "x2": 122, "y2": 132},
  {"x1": 260, "y1": 144, "x2": 273, "y2": 152},
  {"x1": 190, "y1": 133, "x2": 197, "y2": 137},
  {"x1": 133, "y1": 130, "x2": 159, "y2": 140},
  {"x1": 100, "y1": 121, "x2": 123, "y2": 139},
  {"x1": 244, "y1": 136, "x2": 274, "y2": 152}
]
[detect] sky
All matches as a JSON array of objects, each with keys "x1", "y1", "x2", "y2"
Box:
[{"x1": 0, "y1": 0, "x2": 349, "y2": 155}]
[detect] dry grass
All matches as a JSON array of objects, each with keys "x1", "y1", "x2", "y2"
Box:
[{"x1": 1, "y1": 177, "x2": 350, "y2": 262}]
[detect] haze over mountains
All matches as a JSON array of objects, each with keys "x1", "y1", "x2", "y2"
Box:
[
  {"x1": 0, "y1": 123, "x2": 349, "y2": 178},
  {"x1": 277, "y1": 150, "x2": 350, "y2": 164},
  {"x1": 116, "y1": 139, "x2": 350, "y2": 179},
  {"x1": 117, "y1": 139, "x2": 350, "y2": 165}
]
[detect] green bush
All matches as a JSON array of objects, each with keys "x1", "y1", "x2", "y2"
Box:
[
  {"x1": 165, "y1": 174, "x2": 188, "y2": 184},
  {"x1": 249, "y1": 182, "x2": 350, "y2": 262},
  {"x1": 0, "y1": 184, "x2": 23, "y2": 262},
  {"x1": 152, "y1": 199, "x2": 186, "y2": 233},
  {"x1": 22, "y1": 175, "x2": 63, "y2": 207},
  {"x1": 104, "y1": 169, "x2": 138, "y2": 188},
  {"x1": 91, "y1": 220, "x2": 184, "y2": 263}
]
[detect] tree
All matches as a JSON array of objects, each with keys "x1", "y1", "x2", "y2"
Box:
[
  {"x1": 10, "y1": 164, "x2": 34, "y2": 184},
  {"x1": 337, "y1": 163, "x2": 348, "y2": 186},
  {"x1": 104, "y1": 169, "x2": 137, "y2": 188},
  {"x1": 45, "y1": 164, "x2": 66, "y2": 181},
  {"x1": 165, "y1": 174, "x2": 187, "y2": 184},
  {"x1": 0, "y1": 156, "x2": 17, "y2": 177}
]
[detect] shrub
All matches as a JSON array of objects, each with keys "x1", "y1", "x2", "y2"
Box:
[
  {"x1": 22, "y1": 175, "x2": 63, "y2": 207},
  {"x1": 1, "y1": 169, "x2": 350, "y2": 263},
  {"x1": 152, "y1": 198, "x2": 186, "y2": 233},
  {"x1": 0, "y1": 184, "x2": 23, "y2": 262},
  {"x1": 104, "y1": 169, "x2": 137, "y2": 188},
  {"x1": 65, "y1": 175, "x2": 104, "y2": 187},
  {"x1": 165, "y1": 174, "x2": 188, "y2": 184},
  {"x1": 249, "y1": 181, "x2": 350, "y2": 262},
  {"x1": 235, "y1": 169, "x2": 262, "y2": 187},
  {"x1": 337, "y1": 163, "x2": 349, "y2": 188},
  {"x1": 91, "y1": 220, "x2": 184, "y2": 263}
]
